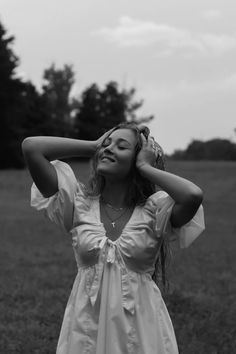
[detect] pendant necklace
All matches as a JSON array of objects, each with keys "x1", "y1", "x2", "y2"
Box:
[{"x1": 101, "y1": 199, "x2": 128, "y2": 228}]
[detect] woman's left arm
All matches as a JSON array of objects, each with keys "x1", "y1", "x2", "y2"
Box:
[{"x1": 136, "y1": 135, "x2": 203, "y2": 228}]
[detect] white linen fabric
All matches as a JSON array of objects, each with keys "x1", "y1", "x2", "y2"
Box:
[{"x1": 31, "y1": 160, "x2": 205, "y2": 354}]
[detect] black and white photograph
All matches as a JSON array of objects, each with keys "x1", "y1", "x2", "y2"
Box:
[{"x1": 0, "y1": 1, "x2": 235, "y2": 353}]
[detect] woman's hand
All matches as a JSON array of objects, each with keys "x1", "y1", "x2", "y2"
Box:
[
  {"x1": 136, "y1": 134, "x2": 159, "y2": 170},
  {"x1": 95, "y1": 128, "x2": 114, "y2": 149}
]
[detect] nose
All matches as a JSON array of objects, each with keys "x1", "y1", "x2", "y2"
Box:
[{"x1": 103, "y1": 144, "x2": 114, "y2": 154}]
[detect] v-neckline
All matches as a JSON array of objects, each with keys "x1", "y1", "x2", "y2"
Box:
[{"x1": 96, "y1": 196, "x2": 137, "y2": 243}]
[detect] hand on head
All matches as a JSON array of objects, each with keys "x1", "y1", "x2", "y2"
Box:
[
  {"x1": 136, "y1": 134, "x2": 160, "y2": 169},
  {"x1": 94, "y1": 123, "x2": 165, "y2": 171},
  {"x1": 137, "y1": 126, "x2": 163, "y2": 157},
  {"x1": 138, "y1": 125, "x2": 150, "y2": 140},
  {"x1": 96, "y1": 128, "x2": 114, "y2": 149}
]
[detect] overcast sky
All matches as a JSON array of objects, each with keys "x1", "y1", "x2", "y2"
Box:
[{"x1": 1, "y1": 0, "x2": 236, "y2": 153}]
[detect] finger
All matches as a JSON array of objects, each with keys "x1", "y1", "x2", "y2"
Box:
[
  {"x1": 101, "y1": 128, "x2": 114, "y2": 142},
  {"x1": 139, "y1": 126, "x2": 150, "y2": 139},
  {"x1": 149, "y1": 137, "x2": 161, "y2": 151},
  {"x1": 140, "y1": 133, "x2": 148, "y2": 144},
  {"x1": 105, "y1": 128, "x2": 114, "y2": 137},
  {"x1": 147, "y1": 136, "x2": 155, "y2": 148}
]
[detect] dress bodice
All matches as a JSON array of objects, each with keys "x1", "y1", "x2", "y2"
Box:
[{"x1": 71, "y1": 195, "x2": 162, "y2": 275}]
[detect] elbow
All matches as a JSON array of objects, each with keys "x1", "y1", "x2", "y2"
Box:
[
  {"x1": 188, "y1": 187, "x2": 203, "y2": 207},
  {"x1": 22, "y1": 137, "x2": 38, "y2": 155}
]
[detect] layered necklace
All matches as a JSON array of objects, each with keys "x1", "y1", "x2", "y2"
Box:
[{"x1": 100, "y1": 196, "x2": 128, "y2": 228}]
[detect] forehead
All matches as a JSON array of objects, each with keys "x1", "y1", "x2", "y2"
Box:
[{"x1": 108, "y1": 128, "x2": 137, "y2": 145}]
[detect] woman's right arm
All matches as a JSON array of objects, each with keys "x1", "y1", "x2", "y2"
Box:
[{"x1": 22, "y1": 136, "x2": 97, "y2": 198}]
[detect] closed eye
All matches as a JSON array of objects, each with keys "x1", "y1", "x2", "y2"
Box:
[
  {"x1": 101, "y1": 134, "x2": 131, "y2": 151},
  {"x1": 101, "y1": 140, "x2": 128, "y2": 150}
]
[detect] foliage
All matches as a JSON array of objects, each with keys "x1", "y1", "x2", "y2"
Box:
[
  {"x1": 0, "y1": 22, "x2": 58, "y2": 168},
  {"x1": 20, "y1": 82, "x2": 55, "y2": 137},
  {"x1": 3, "y1": 18, "x2": 235, "y2": 168},
  {"x1": 74, "y1": 81, "x2": 153, "y2": 140},
  {"x1": 0, "y1": 18, "x2": 153, "y2": 169},
  {"x1": 0, "y1": 22, "x2": 27, "y2": 168},
  {"x1": 171, "y1": 138, "x2": 236, "y2": 161},
  {"x1": 41, "y1": 63, "x2": 78, "y2": 137}
]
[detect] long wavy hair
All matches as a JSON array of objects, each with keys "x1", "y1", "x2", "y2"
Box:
[{"x1": 86, "y1": 122, "x2": 171, "y2": 290}]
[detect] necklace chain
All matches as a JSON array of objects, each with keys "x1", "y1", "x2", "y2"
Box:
[
  {"x1": 101, "y1": 199, "x2": 128, "y2": 228},
  {"x1": 100, "y1": 196, "x2": 124, "y2": 211}
]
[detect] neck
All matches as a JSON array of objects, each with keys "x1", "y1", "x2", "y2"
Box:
[{"x1": 101, "y1": 179, "x2": 131, "y2": 209}]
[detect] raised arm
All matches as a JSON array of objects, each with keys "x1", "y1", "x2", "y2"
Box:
[
  {"x1": 22, "y1": 136, "x2": 97, "y2": 198},
  {"x1": 136, "y1": 134, "x2": 203, "y2": 228}
]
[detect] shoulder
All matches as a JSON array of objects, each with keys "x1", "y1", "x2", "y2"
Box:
[
  {"x1": 138, "y1": 191, "x2": 175, "y2": 218},
  {"x1": 146, "y1": 190, "x2": 174, "y2": 208},
  {"x1": 52, "y1": 160, "x2": 87, "y2": 197}
]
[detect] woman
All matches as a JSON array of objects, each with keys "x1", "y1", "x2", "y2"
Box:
[{"x1": 22, "y1": 122, "x2": 205, "y2": 354}]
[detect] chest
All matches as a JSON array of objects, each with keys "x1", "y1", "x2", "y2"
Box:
[{"x1": 99, "y1": 204, "x2": 135, "y2": 242}]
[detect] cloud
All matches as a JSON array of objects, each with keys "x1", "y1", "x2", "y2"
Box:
[
  {"x1": 221, "y1": 73, "x2": 236, "y2": 90},
  {"x1": 93, "y1": 16, "x2": 236, "y2": 56},
  {"x1": 138, "y1": 73, "x2": 236, "y2": 106},
  {"x1": 174, "y1": 74, "x2": 236, "y2": 95},
  {"x1": 203, "y1": 9, "x2": 221, "y2": 20}
]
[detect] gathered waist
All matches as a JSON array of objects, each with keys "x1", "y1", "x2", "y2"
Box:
[{"x1": 77, "y1": 262, "x2": 153, "y2": 281}]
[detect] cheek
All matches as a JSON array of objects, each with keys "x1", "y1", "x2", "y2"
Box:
[{"x1": 119, "y1": 153, "x2": 136, "y2": 169}]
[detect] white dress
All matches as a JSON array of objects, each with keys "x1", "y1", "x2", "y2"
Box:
[{"x1": 31, "y1": 160, "x2": 205, "y2": 354}]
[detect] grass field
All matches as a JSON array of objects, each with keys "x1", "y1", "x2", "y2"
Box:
[{"x1": 0, "y1": 160, "x2": 235, "y2": 353}]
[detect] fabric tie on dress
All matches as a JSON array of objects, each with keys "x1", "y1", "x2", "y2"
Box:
[{"x1": 88, "y1": 237, "x2": 136, "y2": 315}]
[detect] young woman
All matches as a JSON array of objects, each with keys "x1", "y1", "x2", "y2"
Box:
[{"x1": 22, "y1": 122, "x2": 205, "y2": 354}]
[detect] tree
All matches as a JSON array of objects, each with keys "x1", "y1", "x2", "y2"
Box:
[
  {"x1": 74, "y1": 81, "x2": 153, "y2": 140},
  {"x1": 20, "y1": 82, "x2": 56, "y2": 138},
  {"x1": 185, "y1": 140, "x2": 207, "y2": 160},
  {"x1": 171, "y1": 138, "x2": 236, "y2": 160},
  {"x1": 41, "y1": 63, "x2": 78, "y2": 137},
  {"x1": 0, "y1": 21, "x2": 27, "y2": 168}
]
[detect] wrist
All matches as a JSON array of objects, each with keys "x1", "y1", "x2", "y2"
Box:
[
  {"x1": 76, "y1": 139, "x2": 97, "y2": 158},
  {"x1": 136, "y1": 162, "x2": 151, "y2": 174},
  {"x1": 90, "y1": 140, "x2": 98, "y2": 155}
]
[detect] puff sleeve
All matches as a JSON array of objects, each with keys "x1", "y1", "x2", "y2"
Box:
[
  {"x1": 31, "y1": 160, "x2": 80, "y2": 233},
  {"x1": 149, "y1": 190, "x2": 205, "y2": 248}
]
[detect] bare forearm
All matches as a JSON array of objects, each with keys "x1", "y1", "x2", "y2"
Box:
[
  {"x1": 138, "y1": 164, "x2": 203, "y2": 204},
  {"x1": 22, "y1": 136, "x2": 97, "y2": 161}
]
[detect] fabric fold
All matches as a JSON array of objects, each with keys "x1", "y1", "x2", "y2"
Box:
[
  {"x1": 87, "y1": 237, "x2": 136, "y2": 315},
  {"x1": 151, "y1": 190, "x2": 205, "y2": 248},
  {"x1": 171, "y1": 204, "x2": 205, "y2": 248},
  {"x1": 30, "y1": 160, "x2": 78, "y2": 232}
]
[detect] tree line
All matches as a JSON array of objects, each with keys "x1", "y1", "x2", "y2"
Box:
[
  {"x1": 1, "y1": 20, "x2": 235, "y2": 169},
  {"x1": 171, "y1": 138, "x2": 236, "y2": 161},
  {"x1": 0, "y1": 21, "x2": 152, "y2": 168}
]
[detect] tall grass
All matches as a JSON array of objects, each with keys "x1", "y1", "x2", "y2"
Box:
[{"x1": 0, "y1": 160, "x2": 235, "y2": 353}]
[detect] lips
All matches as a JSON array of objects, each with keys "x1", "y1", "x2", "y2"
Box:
[{"x1": 101, "y1": 155, "x2": 115, "y2": 162}]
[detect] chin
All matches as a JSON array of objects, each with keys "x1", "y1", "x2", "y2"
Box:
[
  {"x1": 97, "y1": 162, "x2": 131, "y2": 180},
  {"x1": 97, "y1": 167, "x2": 115, "y2": 177}
]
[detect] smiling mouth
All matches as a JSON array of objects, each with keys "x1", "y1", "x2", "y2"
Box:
[{"x1": 101, "y1": 156, "x2": 115, "y2": 162}]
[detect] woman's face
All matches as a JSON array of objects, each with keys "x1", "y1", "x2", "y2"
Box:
[{"x1": 96, "y1": 128, "x2": 137, "y2": 180}]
